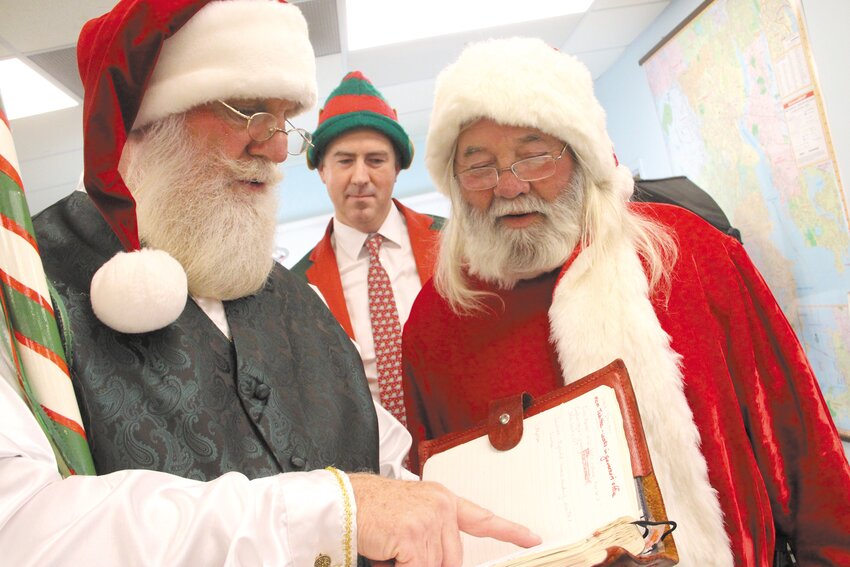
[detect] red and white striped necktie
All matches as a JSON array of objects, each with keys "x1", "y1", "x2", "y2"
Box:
[{"x1": 366, "y1": 234, "x2": 406, "y2": 426}]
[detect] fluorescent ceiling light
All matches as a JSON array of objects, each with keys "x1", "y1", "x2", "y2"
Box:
[
  {"x1": 345, "y1": 0, "x2": 594, "y2": 51},
  {"x1": 0, "y1": 58, "x2": 78, "y2": 120}
]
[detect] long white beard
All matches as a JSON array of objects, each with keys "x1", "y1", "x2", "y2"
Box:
[
  {"x1": 460, "y1": 171, "x2": 585, "y2": 287},
  {"x1": 122, "y1": 116, "x2": 283, "y2": 300}
]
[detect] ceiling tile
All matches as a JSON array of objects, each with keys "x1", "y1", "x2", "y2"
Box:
[
  {"x1": 563, "y1": 1, "x2": 669, "y2": 53},
  {"x1": 29, "y1": 47, "x2": 83, "y2": 100},
  {"x1": 590, "y1": 0, "x2": 663, "y2": 9},
  {"x1": 0, "y1": 0, "x2": 115, "y2": 54},
  {"x1": 295, "y1": 0, "x2": 341, "y2": 57},
  {"x1": 347, "y1": 12, "x2": 584, "y2": 88}
]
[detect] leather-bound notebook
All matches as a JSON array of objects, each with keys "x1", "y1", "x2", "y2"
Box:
[{"x1": 419, "y1": 359, "x2": 678, "y2": 567}]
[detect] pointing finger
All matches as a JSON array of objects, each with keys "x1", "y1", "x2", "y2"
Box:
[{"x1": 455, "y1": 498, "x2": 542, "y2": 548}]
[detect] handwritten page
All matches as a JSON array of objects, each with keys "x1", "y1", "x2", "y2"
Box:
[{"x1": 422, "y1": 386, "x2": 641, "y2": 567}]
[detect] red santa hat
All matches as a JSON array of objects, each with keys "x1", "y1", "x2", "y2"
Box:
[
  {"x1": 76, "y1": 0, "x2": 316, "y2": 334},
  {"x1": 425, "y1": 37, "x2": 634, "y2": 200}
]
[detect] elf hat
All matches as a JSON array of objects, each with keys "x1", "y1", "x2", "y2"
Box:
[
  {"x1": 425, "y1": 37, "x2": 634, "y2": 200},
  {"x1": 307, "y1": 71, "x2": 413, "y2": 169},
  {"x1": 77, "y1": 0, "x2": 316, "y2": 334}
]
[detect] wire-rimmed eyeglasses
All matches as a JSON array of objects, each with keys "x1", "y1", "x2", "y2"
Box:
[
  {"x1": 217, "y1": 100, "x2": 314, "y2": 156},
  {"x1": 454, "y1": 144, "x2": 569, "y2": 191}
]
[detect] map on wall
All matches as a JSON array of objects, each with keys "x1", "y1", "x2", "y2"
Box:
[{"x1": 641, "y1": 0, "x2": 850, "y2": 438}]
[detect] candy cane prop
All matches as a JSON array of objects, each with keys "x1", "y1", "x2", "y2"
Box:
[{"x1": 0, "y1": 96, "x2": 94, "y2": 476}]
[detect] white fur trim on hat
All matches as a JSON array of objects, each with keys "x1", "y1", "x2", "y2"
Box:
[
  {"x1": 426, "y1": 37, "x2": 625, "y2": 198},
  {"x1": 91, "y1": 249, "x2": 188, "y2": 334},
  {"x1": 133, "y1": 0, "x2": 317, "y2": 129}
]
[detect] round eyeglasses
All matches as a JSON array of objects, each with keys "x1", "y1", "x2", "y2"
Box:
[
  {"x1": 217, "y1": 100, "x2": 314, "y2": 156},
  {"x1": 454, "y1": 144, "x2": 569, "y2": 191}
]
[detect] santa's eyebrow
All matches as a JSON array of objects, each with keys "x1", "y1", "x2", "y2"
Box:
[
  {"x1": 460, "y1": 134, "x2": 552, "y2": 158},
  {"x1": 460, "y1": 146, "x2": 486, "y2": 158},
  {"x1": 519, "y1": 133, "x2": 546, "y2": 143}
]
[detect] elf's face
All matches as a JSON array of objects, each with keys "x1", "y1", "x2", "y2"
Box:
[{"x1": 318, "y1": 128, "x2": 401, "y2": 234}]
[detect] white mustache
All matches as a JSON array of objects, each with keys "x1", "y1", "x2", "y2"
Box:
[
  {"x1": 226, "y1": 158, "x2": 282, "y2": 186},
  {"x1": 488, "y1": 195, "x2": 549, "y2": 218}
]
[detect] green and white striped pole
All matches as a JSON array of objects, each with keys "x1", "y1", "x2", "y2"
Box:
[{"x1": 0, "y1": 95, "x2": 95, "y2": 476}]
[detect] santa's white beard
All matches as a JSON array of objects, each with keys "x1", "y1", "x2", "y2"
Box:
[
  {"x1": 460, "y1": 171, "x2": 585, "y2": 287},
  {"x1": 123, "y1": 116, "x2": 283, "y2": 300}
]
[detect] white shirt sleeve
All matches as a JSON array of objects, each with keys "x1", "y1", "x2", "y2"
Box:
[{"x1": 0, "y1": 377, "x2": 355, "y2": 567}]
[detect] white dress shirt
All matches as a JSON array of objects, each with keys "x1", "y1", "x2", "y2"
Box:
[{"x1": 332, "y1": 205, "x2": 423, "y2": 400}]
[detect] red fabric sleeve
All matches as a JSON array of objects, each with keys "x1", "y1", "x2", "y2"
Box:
[{"x1": 723, "y1": 238, "x2": 850, "y2": 565}]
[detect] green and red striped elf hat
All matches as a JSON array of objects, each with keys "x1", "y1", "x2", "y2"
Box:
[{"x1": 307, "y1": 71, "x2": 413, "y2": 169}]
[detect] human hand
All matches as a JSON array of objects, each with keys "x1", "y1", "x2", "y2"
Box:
[{"x1": 348, "y1": 473, "x2": 541, "y2": 567}]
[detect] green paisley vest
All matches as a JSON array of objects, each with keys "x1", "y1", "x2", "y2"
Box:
[{"x1": 33, "y1": 192, "x2": 379, "y2": 479}]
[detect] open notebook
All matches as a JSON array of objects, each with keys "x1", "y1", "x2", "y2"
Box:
[{"x1": 419, "y1": 360, "x2": 677, "y2": 567}]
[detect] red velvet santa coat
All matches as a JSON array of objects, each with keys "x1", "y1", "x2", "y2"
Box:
[{"x1": 402, "y1": 203, "x2": 850, "y2": 566}]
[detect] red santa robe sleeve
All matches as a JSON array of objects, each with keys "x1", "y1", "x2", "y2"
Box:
[
  {"x1": 720, "y1": 238, "x2": 850, "y2": 565},
  {"x1": 645, "y1": 203, "x2": 850, "y2": 564}
]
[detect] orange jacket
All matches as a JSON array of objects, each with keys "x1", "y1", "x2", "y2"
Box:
[{"x1": 291, "y1": 199, "x2": 443, "y2": 338}]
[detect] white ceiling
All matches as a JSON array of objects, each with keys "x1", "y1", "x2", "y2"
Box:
[{"x1": 0, "y1": 0, "x2": 670, "y2": 214}]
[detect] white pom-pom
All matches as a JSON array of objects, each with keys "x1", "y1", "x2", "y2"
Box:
[{"x1": 91, "y1": 249, "x2": 188, "y2": 334}]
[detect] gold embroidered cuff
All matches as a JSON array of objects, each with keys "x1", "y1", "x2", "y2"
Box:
[{"x1": 325, "y1": 466, "x2": 353, "y2": 567}]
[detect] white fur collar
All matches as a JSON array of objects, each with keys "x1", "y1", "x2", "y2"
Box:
[{"x1": 549, "y1": 238, "x2": 733, "y2": 566}]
